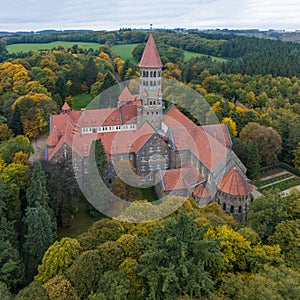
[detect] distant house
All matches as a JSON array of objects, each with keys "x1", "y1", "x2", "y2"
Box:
[{"x1": 46, "y1": 34, "x2": 252, "y2": 221}]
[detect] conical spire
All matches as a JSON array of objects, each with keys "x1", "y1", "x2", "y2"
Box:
[{"x1": 139, "y1": 34, "x2": 163, "y2": 68}]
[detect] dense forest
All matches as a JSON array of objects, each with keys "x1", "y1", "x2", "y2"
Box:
[{"x1": 0, "y1": 30, "x2": 299, "y2": 299}]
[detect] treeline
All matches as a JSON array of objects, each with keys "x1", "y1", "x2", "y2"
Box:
[
  {"x1": 4, "y1": 192, "x2": 300, "y2": 299},
  {"x1": 4, "y1": 30, "x2": 300, "y2": 77}
]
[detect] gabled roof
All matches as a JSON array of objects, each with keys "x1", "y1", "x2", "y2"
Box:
[
  {"x1": 98, "y1": 122, "x2": 155, "y2": 155},
  {"x1": 161, "y1": 164, "x2": 205, "y2": 191},
  {"x1": 118, "y1": 86, "x2": 135, "y2": 102},
  {"x1": 163, "y1": 105, "x2": 197, "y2": 129},
  {"x1": 139, "y1": 34, "x2": 163, "y2": 68},
  {"x1": 62, "y1": 101, "x2": 71, "y2": 111},
  {"x1": 218, "y1": 166, "x2": 252, "y2": 196}
]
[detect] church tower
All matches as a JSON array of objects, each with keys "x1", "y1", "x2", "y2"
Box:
[{"x1": 138, "y1": 34, "x2": 163, "y2": 130}]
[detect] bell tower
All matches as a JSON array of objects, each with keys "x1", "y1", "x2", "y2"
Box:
[{"x1": 138, "y1": 34, "x2": 163, "y2": 130}]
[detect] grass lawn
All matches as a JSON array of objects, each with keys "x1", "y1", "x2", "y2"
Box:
[
  {"x1": 7, "y1": 41, "x2": 103, "y2": 53},
  {"x1": 260, "y1": 177, "x2": 300, "y2": 193},
  {"x1": 58, "y1": 197, "x2": 100, "y2": 239},
  {"x1": 183, "y1": 50, "x2": 228, "y2": 62},
  {"x1": 254, "y1": 173, "x2": 293, "y2": 187},
  {"x1": 72, "y1": 93, "x2": 93, "y2": 110},
  {"x1": 111, "y1": 43, "x2": 139, "y2": 63}
]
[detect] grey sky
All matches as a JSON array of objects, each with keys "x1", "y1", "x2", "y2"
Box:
[{"x1": 0, "y1": 0, "x2": 299, "y2": 31}]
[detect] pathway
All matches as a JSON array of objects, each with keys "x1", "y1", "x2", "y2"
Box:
[{"x1": 258, "y1": 170, "x2": 289, "y2": 182}]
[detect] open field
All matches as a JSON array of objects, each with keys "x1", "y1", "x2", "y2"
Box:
[
  {"x1": 6, "y1": 41, "x2": 103, "y2": 53},
  {"x1": 111, "y1": 43, "x2": 139, "y2": 63},
  {"x1": 183, "y1": 50, "x2": 228, "y2": 62},
  {"x1": 72, "y1": 93, "x2": 93, "y2": 110}
]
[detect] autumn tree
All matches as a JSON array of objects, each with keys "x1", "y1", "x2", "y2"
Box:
[
  {"x1": 43, "y1": 275, "x2": 79, "y2": 300},
  {"x1": 240, "y1": 122, "x2": 282, "y2": 166},
  {"x1": 35, "y1": 238, "x2": 82, "y2": 283}
]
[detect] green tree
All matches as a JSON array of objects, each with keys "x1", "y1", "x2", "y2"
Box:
[
  {"x1": 90, "y1": 270, "x2": 130, "y2": 300},
  {"x1": 23, "y1": 204, "x2": 56, "y2": 261},
  {"x1": 270, "y1": 219, "x2": 300, "y2": 271},
  {"x1": 139, "y1": 210, "x2": 222, "y2": 299},
  {"x1": 26, "y1": 161, "x2": 49, "y2": 208},
  {"x1": 99, "y1": 72, "x2": 116, "y2": 93},
  {"x1": 0, "y1": 282, "x2": 12, "y2": 300},
  {"x1": 66, "y1": 250, "x2": 104, "y2": 299},
  {"x1": 9, "y1": 104, "x2": 23, "y2": 136},
  {"x1": 15, "y1": 281, "x2": 49, "y2": 300},
  {"x1": 294, "y1": 142, "x2": 300, "y2": 171},
  {"x1": 35, "y1": 238, "x2": 82, "y2": 283},
  {"x1": 93, "y1": 139, "x2": 107, "y2": 178}
]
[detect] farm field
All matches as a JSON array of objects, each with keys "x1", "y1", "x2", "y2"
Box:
[
  {"x1": 183, "y1": 50, "x2": 228, "y2": 62},
  {"x1": 111, "y1": 43, "x2": 139, "y2": 63},
  {"x1": 6, "y1": 41, "x2": 103, "y2": 53}
]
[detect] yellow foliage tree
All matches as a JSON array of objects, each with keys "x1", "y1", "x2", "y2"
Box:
[
  {"x1": 13, "y1": 151, "x2": 29, "y2": 165},
  {"x1": 221, "y1": 117, "x2": 238, "y2": 137}
]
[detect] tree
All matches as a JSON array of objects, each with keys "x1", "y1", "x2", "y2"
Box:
[
  {"x1": 66, "y1": 250, "x2": 104, "y2": 299},
  {"x1": 93, "y1": 139, "x2": 107, "y2": 178},
  {"x1": 0, "y1": 125, "x2": 13, "y2": 142},
  {"x1": 270, "y1": 220, "x2": 300, "y2": 270},
  {"x1": 221, "y1": 117, "x2": 237, "y2": 137},
  {"x1": 0, "y1": 238, "x2": 24, "y2": 291},
  {"x1": 0, "y1": 282, "x2": 12, "y2": 300},
  {"x1": 205, "y1": 225, "x2": 251, "y2": 274},
  {"x1": 240, "y1": 122, "x2": 282, "y2": 166},
  {"x1": 247, "y1": 191, "x2": 287, "y2": 242},
  {"x1": 99, "y1": 72, "x2": 116, "y2": 93},
  {"x1": 294, "y1": 142, "x2": 300, "y2": 171},
  {"x1": 26, "y1": 161, "x2": 49, "y2": 208},
  {"x1": 43, "y1": 275, "x2": 79, "y2": 300},
  {"x1": 139, "y1": 210, "x2": 222, "y2": 299},
  {"x1": 42, "y1": 160, "x2": 80, "y2": 227},
  {"x1": 90, "y1": 270, "x2": 130, "y2": 300},
  {"x1": 23, "y1": 204, "x2": 56, "y2": 261},
  {"x1": 35, "y1": 238, "x2": 82, "y2": 283},
  {"x1": 15, "y1": 281, "x2": 49, "y2": 300},
  {"x1": 220, "y1": 265, "x2": 300, "y2": 300}
]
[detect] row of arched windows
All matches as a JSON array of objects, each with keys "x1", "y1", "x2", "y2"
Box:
[
  {"x1": 142, "y1": 70, "x2": 161, "y2": 77},
  {"x1": 142, "y1": 81, "x2": 160, "y2": 87}
]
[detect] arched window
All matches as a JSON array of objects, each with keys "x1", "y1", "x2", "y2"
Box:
[
  {"x1": 238, "y1": 206, "x2": 242, "y2": 213},
  {"x1": 153, "y1": 101, "x2": 156, "y2": 105},
  {"x1": 154, "y1": 71, "x2": 156, "y2": 77},
  {"x1": 230, "y1": 205, "x2": 234, "y2": 213},
  {"x1": 223, "y1": 203, "x2": 226, "y2": 211},
  {"x1": 143, "y1": 71, "x2": 145, "y2": 77},
  {"x1": 146, "y1": 71, "x2": 149, "y2": 77},
  {"x1": 158, "y1": 71, "x2": 161, "y2": 77},
  {"x1": 150, "y1": 81, "x2": 153, "y2": 86},
  {"x1": 150, "y1": 71, "x2": 153, "y2": 77},
  {"x1": 150, "y1": 101, "x2": 152, "y2": 105}
]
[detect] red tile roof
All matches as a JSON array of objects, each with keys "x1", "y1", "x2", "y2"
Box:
[
  {"x1": 163, "y1": 106, "x2": 230, "y2": 171},
  {"x1": 62, "y1": 101, "x2": 71, "y2": 111},
  {"x1": 161, "y1": 164, "x2": 205, "y2": 191},
  {"x1": 202, "y1": 124, "x2": 232, "y2": 148},
  {"x1": 118, "y1": 86, "x2": 135, "y2": 102},
  {"x1": 163, "y1": 105, "x2": 197, "y2": 129},
  {"x1": 98, "y1": 122, "x2": 155, "y2": 155},
  {"x1": 193, "y1": 184, "x2": 210, "y2": 199},
  {"x1": 218, "y1": 166, "x2": 252, "y2": 196},
  {"x1": 139, "y1": 34, "x2": 163, "y2": 68}
]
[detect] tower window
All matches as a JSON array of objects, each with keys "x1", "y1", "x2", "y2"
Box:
[
  {"x1": 156, "y1": 111, "x2": 159, "y2": 115},
  {"x1": 150, "y1": 101, "x2": 152, "y2": 105},
  {"x1": 223, "y1": 203, "x2": 226, "y2": 211},
  {"x1": 154, "y1": 71, "x2": 156, "y2": 77},
  {"x1": 150, "y1": 81, "x2": 153, "y2": 86},
  {"x1": 150, "y1": 71, "x2": 153, "y2": 77},
  {"x1": 230, "y1": 205, "x2": 234, "y2": 213},
  {"x1": 146, "y1": 71, "x2": 149, "y2": 77},
  {"x1": 153, "y1": 101, "x2": 156, "y2": 105},
  {"x1": 238, "y1": 206, "x2": 242, "y2": 213}
]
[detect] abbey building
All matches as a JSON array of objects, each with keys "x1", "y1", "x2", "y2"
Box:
[{"x1": 46, "y1": 34, "x2": 252, "y2": 221}]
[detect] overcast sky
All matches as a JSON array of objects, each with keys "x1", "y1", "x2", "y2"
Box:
[{"x1": 1, "y1": 0, "x2": 300, "y2": 32}]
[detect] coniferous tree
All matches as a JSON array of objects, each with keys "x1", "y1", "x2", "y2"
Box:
[
  {"x1": 139, "y1": 210, "x2": 222, "y2": 299},
  {"x1": 23, "y1": 204, "x2": 56, "y2": 262},
  {"x1": 9, "y1": 104, "x2": 23, "y2": 136},
  {"x1": 26, "y1": 161, "x2": 49, "y2": 208},
  {"x1": 93, "y1": 139, "x2": 107, "y2": 179},
  {"x1": 99, "y1": 72, "x2": 117, "y2": 93}
]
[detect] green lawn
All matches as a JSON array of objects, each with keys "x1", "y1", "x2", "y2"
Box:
[
  {"x1": 72, "y1": 93, "x2": 93, "y2": 110},
  {"x1": 254, "y1": 173, "x2": 293, "y2": 187},
  {"x1": 7, "y1": 41, "x2": 103, "y2": 53},
  {"x1": 183, "y1": 50, "x2": 228, "y2": 62},
  {"x1": 260, "y1": 177, "x2": 300, "y2": 193},
  {"x1": 111, "y1": 43, "x2": 139, "y2": 63}
]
